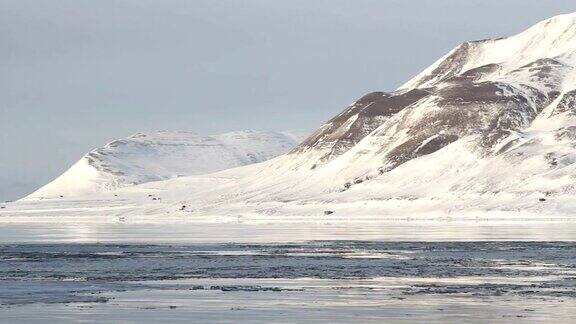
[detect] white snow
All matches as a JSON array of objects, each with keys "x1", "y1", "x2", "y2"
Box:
[
  {"x1": 25, "y1": 130, "x2": 307, "y2": 199},
  {"x1": 400, "y1": 12, "x2": 576, "y2": 91}
]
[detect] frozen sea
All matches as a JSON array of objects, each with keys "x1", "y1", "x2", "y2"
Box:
[{"x1": 1, "y1": 219, "x2": 576, "y2": 323}]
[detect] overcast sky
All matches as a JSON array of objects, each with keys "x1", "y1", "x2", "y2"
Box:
[{"x1": 2, "y1": 0, "x2": 576, "y2": 201}]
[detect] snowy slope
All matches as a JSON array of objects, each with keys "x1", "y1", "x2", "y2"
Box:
[
  {"x1": 26, "y1": 130, "x2": 306, "y2": 199},
  {"x1": 399, "y1": 12, "x2": 576, "y2": 90}
]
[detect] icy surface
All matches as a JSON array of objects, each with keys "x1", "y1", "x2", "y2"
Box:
[{"x1": 2, "y1": 241, "x2": 576, "y2": 323}]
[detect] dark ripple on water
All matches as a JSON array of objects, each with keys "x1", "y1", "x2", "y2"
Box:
[{"x1": 1, "y1": 241, "x2": 576, "y2": 305}]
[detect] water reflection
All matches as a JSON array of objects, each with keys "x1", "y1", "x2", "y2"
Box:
[{"x1": 2, "y1": 220, "x2": 576, "y2": 243}]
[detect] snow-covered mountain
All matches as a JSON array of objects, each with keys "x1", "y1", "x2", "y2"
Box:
[
  {"x1": 27, "y1": 130, "x2": 307, "y2": 199},
  {"x1": 295, "y1": 13, "x2": 576, "y2": 169},
  {"x1": 11, "y1": 13, "x2": 576, "y2": 219},
  {"x1": 174, "y1": 12, "x2": 576, "y2": 216}
]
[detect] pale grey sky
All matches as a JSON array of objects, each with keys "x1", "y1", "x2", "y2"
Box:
[{"x1": 2, "y1": 0, "x2": 576, "y2": 201}]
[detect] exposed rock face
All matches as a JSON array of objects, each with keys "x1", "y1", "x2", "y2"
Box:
[
  {"x1": 551, "y1": 90, "x2": 576, "y2": 116},
  {"x1": 294, "y1": 67, "x2": 558, "y2": 172},
  {"x1": 293, "y1": 89, "x2": 429, "y2": 162}
]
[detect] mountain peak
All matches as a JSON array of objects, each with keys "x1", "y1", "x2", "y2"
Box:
[
  {"x1": 290, "y1": 12, "x2": 576, "y2": 185},
  {"x1": 399, "y1": 12, "x2": 576, "y2": 91}
]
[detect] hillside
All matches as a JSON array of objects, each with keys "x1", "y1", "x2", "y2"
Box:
[{"x1": 26, "y1": 130, "x2": 307, "y2": 199}]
